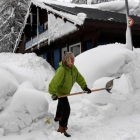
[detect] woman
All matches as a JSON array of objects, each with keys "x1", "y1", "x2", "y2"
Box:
[{"x1": 48, "y1": 52, "x2": 91, "y2": 137}]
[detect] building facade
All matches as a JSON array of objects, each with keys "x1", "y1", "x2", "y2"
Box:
[{"x1": 14, "y1": 0, "x2": 140, "y2": 69}]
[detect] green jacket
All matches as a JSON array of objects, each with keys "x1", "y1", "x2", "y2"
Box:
[{"x1": 48, "y1": 62, "x2": 87, "y2": 96}]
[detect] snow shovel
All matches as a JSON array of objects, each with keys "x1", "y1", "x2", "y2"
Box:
[{"x1": 58, "y1": 78, "x2": 114, "y2": 98}]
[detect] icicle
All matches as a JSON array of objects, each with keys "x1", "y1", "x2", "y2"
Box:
[{"x1": 74, "y1": 22, "x2": 77, "y2": 26}]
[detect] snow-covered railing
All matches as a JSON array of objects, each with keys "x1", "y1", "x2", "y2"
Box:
[
  {"x1": 25, "y1": 30, "x2": 48, "y2": 50},
  {"x1": 25, "y1": 40, "x2": 32, "y2": 49},
  {"x1": 32, "y1": 36, "x2": 37, "y2": 44},
  {"x1": 38, "y1": 29, "x2": 48, "y2": 44}
]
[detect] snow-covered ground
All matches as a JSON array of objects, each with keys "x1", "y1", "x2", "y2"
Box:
[
  {"x1": 1, "y1": 42, "x2": 140, "y2": 140},
  {"x1": 1, "y1": 0, "x2": 140, "y2": 139}
]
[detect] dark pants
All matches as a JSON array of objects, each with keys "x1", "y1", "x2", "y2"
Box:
[{"x1": 55, "y1": 97, "x2": 70, "y2": 127}]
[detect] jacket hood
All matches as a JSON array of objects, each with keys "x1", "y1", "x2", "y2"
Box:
[
  {"x1": 59, "y1": 61, "x2": 63, "y2": 66},
  {"x1": 59, "y1": 61, "x2": 72, "y2": 71}
]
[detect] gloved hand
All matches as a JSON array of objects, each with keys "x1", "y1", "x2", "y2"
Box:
[
  {"x1": 84, "y1": 86, "x2": 91, "y2": 94},
  {"x1": 52, "y1": 94, "x2": 58, "y2": 100}
]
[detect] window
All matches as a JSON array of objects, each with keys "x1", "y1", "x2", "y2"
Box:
[
  {"x1": 61, "y1": 47, "x2": 67, "y2": 59},
  {"x1": 39, "y1": 24, "x2": 43, "y2": 33},
  {"x1": 44, "y1": 21, "x2": 48, "y2": 30},
  {"x1": 43, "y1": 53, "x2": 47, "y2": 60},
  {"x1": 86, "y1": 42, "x2": 92, "y2": 50},
  {"x1": 69, "y1": 43, "x2": 81, "y2": 57},
  {"x1": 35, "y1": 24, "x2": 44, "y2": 34},
  {"x1": 96, "y1": 42, "x2": 109, "y2": 47}
]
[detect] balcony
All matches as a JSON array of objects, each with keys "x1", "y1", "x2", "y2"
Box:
[{"x1": 25, "y1": 30, "x2": 48, "y2": 50}]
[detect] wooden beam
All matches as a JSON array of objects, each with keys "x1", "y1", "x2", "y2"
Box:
[
  {"x1": 85, "y1": 21, "x2": 126, "y2": 29},
  {"x1": 85, "y1": 21, "x2": 140, "y2": 31},
  {"x1": 30, "y1": 13, "x2": 33, "y2": 47},
  {"x1": 91, "y1": 30, "x2": 100, "y2": 48},
  {"x1": 37, "y1": 7, "x2": 39, "y2": 49}
]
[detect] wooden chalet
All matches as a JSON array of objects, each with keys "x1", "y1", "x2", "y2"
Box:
[{"x1": 14, "y1": 0, "x2": 140, "y2": 69}]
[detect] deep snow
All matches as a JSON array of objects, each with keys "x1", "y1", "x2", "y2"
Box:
[
  {"x1": 1, "y1": 43, "x2": 140, "y2": 140},
  {"x1": 1, "y1": 0, "x2": 140, "y2": 140}
]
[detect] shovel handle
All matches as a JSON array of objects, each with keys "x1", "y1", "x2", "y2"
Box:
[
  {"x1": 91, "y1": 88, "x2": 106, "y2": 92},
  {"x1": 58, "y1": 88, "x2": 106, "y2": 98},
  {"x1": 58, "y1": 78, "x2": 115, "y2": 98}
]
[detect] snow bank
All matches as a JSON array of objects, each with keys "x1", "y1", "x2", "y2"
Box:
[
  {"x1": 75, "y1": 43, "x2": 135, "y2": 88},
  {"x1": 86, "y1": 77, "x2": 114, "y2": 105},
  {"x1": 0, "y1": 80, "x2": 50, "y2": 135},
  {"x1": 0, "y1": 68, "x2": 18, "y2": 111},
  {"x1": 0, "y1": 53, "x2": 54, "y2": 135},
  {"x1": 73, "y1": 43, "x2": 140, "y2": 120},
  {"x1": 0, "y1": 53, "x2": 55, "y2": 91},
  {"x1": 10, "y1": 82, "x2": 49, "y2": 120},
  {"x1": 1, "y1": 43, "x2": 140, "y2": 139}
]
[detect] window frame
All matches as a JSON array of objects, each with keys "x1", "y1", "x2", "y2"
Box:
[
  {"x1": 69, "y1": 42, "x2": 81, "y2": 56},
  {"x1": 44, "y1": 21, "x2": 48, "y2": 30}
]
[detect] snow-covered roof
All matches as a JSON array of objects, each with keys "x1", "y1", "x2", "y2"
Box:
[
  {"x1": 32, "y1": 0, "x2": 140, "y2": 15},
  {"x1": 13, "y1": 0, "x2": 86, "y2": 52},
  {"x1": 32, "y1": 0, "x2": 85, "y2": 25},
  {"x1": 13, "y1": 0, "x2": 140, "y2": 53},
  {"x1": 31, "y1": 0, "x2": 140, "y2": 26}
]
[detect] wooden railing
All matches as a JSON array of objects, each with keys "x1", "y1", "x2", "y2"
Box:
[{"x1": 25, "y1": 30, "x2": 48, "y2": 50}]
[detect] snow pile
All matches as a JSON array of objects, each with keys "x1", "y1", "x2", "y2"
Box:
[
  {"x1": 0, "y1": 68, "x2": 18, "y2": 111},
  {"x1": 0, "y1": 53, "x2": 55, "y2": 91},
  {"x1": 1, "y1": 44, "x2": 140, "y2": 139},
  {"x1": 0, "y1": 82, "x2": 49, "y2": 134},
  {"x1": 0, "y1": 53, "x2": 54, "y2": 135},
  {"x1": 75, "y1": 43, "x2": 135, "y2": 88},
  {"x1": 73, "y1": 43, "x2": 140, "y2": 119}
]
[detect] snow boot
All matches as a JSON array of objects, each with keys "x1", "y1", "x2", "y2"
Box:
[
  {"x1": 54, "y1": 117, "x2": 61, "y2": 122},
  {"x1": 58, "y1": 125, "x2": 71, "y2": 137},
  {"x1": 54, "y1": 117, "x2": 68, "y2": 130},
  {"x1": 64, "y1": 127, "x2": 68, "y2": 130}
]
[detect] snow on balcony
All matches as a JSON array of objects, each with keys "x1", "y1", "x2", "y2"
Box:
[{"x1": 25, "y1": 30, "x2": 48, "y2": 50}]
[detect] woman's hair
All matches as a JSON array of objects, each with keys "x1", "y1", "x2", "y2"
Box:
[{"x1": 62, "y1": 52, "x2": 74, "y2": 65}]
